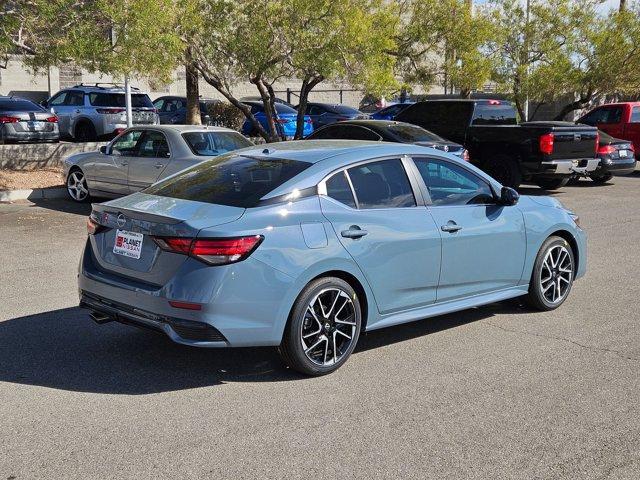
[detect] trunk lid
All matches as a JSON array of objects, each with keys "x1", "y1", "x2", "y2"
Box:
[
  {"x1": 521, "y1": 121, "x2": 598, "y2": 161},
  {"x1": 89, "y1": 193, "x2": 245, "y2": 285}
]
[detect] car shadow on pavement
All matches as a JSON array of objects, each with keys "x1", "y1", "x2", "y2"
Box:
[
  {"x1": 0, "y1": 301, "x2": 528, "y2": 394},
  {"x1": 29, "y1": 198, "x2": 92, "y2": 215}
]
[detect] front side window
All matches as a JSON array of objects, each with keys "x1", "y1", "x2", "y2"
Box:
[
  {"x1": 325, "y1": 171, "x2": 356, "y2": 208},
  {"x1": 111, "y1": 130, "x2": 143, "y2": 156},
  {"x1": 182, "y1": 131, "x2": 252, "y2": 156},
  {"x1": 347, "y1": 159, "x2": 416, "y2": 209},
  {"x1": 144, "y1": 156, "x2": 311, "y2": 207},
  {"x1": 414, "y1": 158, "x2": 495, "y2": 206},
  {"x1": 137, "y1": 131, "x2": 170, "y2": 158},
  {"x1": 603, "y1": 107, "x2": 623, "y2": 124}
]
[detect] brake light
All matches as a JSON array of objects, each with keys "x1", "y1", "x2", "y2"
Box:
[
  {"x1": 168, "y1": 300, "x2": 202, "y2": 311},
  {"x1": 154, "y1": 235, "x2": 263, "y2": 265},
  {"x1": 86, "y1": 217, "x2": 105, "y2": 235},
  {"x1": 462, "y1": 149, "x2": 470, "y2": 161},
  {"x1": 0, "y1": 116, "x2": 20, "y2": 124},
  {"x1": 539, "y1": 133, "x2": 554, "y2": 155},
  {"x1": 45, "y1": 116, "x2": 58, "y2": 123},
  {"x1": 488, "y1": 100, "x2": 501, "y2": 105},
  {"x1": 595, "y1": 131, "x2": 599, "y2": 154},
  {"x1": 597, "y1": 144, "x2": 616, "y2": 155},
  {"x1": 96, "y1": 108, "x2": 126, "y2": 114},
  {"x1": 275, "y1": 117, "x2": 290, "y2": 124}
]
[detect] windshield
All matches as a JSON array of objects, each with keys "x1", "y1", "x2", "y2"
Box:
[
  {"x1": 387, "y1": 124, "x2": 445, "y2": 142},
  {"x1": 182, "y1": 131, "x2": 252, "y2": 156},
  {"x1": 471, "y1": 104, "x2": 518, "y2": 125},
  {"x1": 0, "y1": 99, "x2": 45, "y2": 112},
  {"x1": 89, "y1": 93, "x2": 154, "y2": 108},
  {"x1": 144, "y1": 155, "x2": 311, "y2": 207}
]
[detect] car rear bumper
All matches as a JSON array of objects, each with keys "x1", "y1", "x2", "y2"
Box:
[
  {"x1": 595, "y1": 157, "x2": 637, "y2": 176},
  {"x1": 539, "y1": 158, "x2": 600, "y2": 176},
  {"x1": 78, "y1": 239, "x2": 294, "y2": 347},
  {"x1": 1, "y1": 125, "x2": 59, "y2": 142}
]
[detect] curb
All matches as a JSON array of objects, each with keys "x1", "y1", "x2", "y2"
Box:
[{"x1": 0, "y1": 187, "x2": 67, "y2": 202}]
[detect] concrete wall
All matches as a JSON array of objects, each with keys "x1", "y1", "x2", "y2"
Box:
[{"x1": 0, "y1": 142, "x2": 104, "y2": 170}]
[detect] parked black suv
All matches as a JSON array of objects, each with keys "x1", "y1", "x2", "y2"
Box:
[{"x1": 395, "y1": 99, "x2": 600, "y2": 189}]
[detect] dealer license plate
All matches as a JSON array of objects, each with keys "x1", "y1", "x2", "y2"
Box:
[
  {"x1": 113, "y1": 230, "x2": 144, "y2": 259},
  {"x1": 619, "y1": 149, "x2": 628, "y2": 157}
]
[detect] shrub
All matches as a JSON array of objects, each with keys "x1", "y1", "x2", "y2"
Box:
[{"x1": 205, "y1": 102, "x2": 245, "y2": 131}]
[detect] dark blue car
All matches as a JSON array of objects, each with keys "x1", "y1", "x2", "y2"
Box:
[
  {"x1": 301, "y1": 102, "x2": 366, "y2": 129},
  {"x1": 241, "y1": 101, "x2": 313, "y2": 138},
  {"x1": 370, "y1": 102, "x2": 415, "y2": 120}
]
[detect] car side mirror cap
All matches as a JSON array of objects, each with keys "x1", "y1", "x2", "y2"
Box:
[{"x1": 500, "y1": 186, "x2": 519, "y2": 206}]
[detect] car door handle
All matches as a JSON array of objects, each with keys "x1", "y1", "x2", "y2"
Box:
[
  {"x1": 341, "y1": 226, "x2": 368, "y2": 239},
  {"x1": 441, "y1": 222, "x2": 462, "y2": 233},
  {"x1": 120, "y1": 161, "x2": 129, "y2": 166},
  {"x1": 154, "y1": 163, "x2": 164, "y2": 169}
]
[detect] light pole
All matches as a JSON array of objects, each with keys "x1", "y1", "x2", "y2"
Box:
[
  {"x1": 524, "y1": 0, "x2": 530, "y2": 121},
  {"x1": 124, "y1": 76, "x2": 132, "y2": 128}
]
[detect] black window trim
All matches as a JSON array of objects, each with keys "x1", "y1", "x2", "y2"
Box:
[
  {"x1": 318, "y1": 155, "x2": 426, "y2": 210},
  {"x1": 408, "y1": 154, "x2": 499, "y2": 208}
]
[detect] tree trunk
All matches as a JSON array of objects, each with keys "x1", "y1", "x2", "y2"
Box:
[
  {"x1": 620, "y1": 0, "x2": 626, "y2": 11},
  {"x1": 553, "y1": 91, "x2": 595, "y2": 121},
  {"x1": 184, "y1": 47, "x2": 201, "y2": 125},
  {"x1": 294, "y1": 75, "x2": 324, "y2": 139},
  {"x1": 253, "y1": 77, "x2": 280, "y2": 142},
  {"x1": 185, "y1": 61, "x2": 201, "y2": 125}
]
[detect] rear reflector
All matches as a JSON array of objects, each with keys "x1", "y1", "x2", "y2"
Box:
[
  {"x1": 539, "y1": 133, "x2": 555, "y2": 155},
  {"x1": 168, "y1": 300, "x2": 202, "y2": 311},
  {"x1": 153, "y1": 235, "x2": 264, "y2": 265}
]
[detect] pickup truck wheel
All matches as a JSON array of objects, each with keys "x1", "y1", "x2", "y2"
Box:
[
  {"x1": 590, "y1": 173, "x2": 613, "y2": 184},
  {"x1": 483, "y1": 155, "x2": 522, "y2": 189},
  {"x1": 535, "y1": 178, "x2": 569, "y2": 190}
]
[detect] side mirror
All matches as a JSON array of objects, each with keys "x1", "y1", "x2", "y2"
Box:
[
  {"x1": 99, "y1": 145, "x2": 108, "y2": 154},
  {"x1": 40, "y1": 100, "x2": 48, "y2": 108},
  {"x1": 499, "y1": 186, "x2": 519, "y2": 206}
]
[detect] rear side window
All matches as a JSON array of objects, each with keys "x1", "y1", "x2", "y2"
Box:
[
  {"x1": 631, "y1": 107, "x2": 640, "y2": 123},
  {"x1": 137, "y1": 131, "x2": 170, "y2": 158},
  {"x1": 325, "y1": 171, "x2": 356, "y2": 208},
  {"x1": 182, "y1": 131, "x2": 252, "y2": 156},
  {"x1": 89, "y1": 93, "x2": 154, "y2": 108},
  {"x1": 396, "y1": 102, "x2": 473, "y2": 127},
  {"x1": 471, "y1": 104, "x2": 518, "y2": 125},
  {"x1": 347, "y1": 159, "x2": 416, "y2": 209},
  {"x1": 144, "y1": 156, "x2": 311, "y2": 207}
]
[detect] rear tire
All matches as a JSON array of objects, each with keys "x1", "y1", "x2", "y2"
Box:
[
  {"x1": 66, "y1": 168, "x2": 91, "y2": 203},
  {"x1": 590, "y1": 172, "x2": 613, "y2": 184},
  {"x1": 279, "y1": 277, "x2": 362, "y2": 376},
  {"x1": 535, "y1": 177, "x2": 569, "y2": 190},
  {"x1": 483, "y1": 155, "x2": 522, "y2": 189},
  {"x1": 525, "y1": 236, "x2": 575, "y2": 311},
  {"x1": 74, "y1": 122, "x2": 97, "y2": 142}
]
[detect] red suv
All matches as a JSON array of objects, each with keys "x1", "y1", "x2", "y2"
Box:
[{"x1": 578, "y1": 102, "x2": 640, "y2": 152}]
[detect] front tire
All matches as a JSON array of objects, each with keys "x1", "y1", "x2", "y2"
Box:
[
  {"x1": 279, "y1": 277, "x2": 362, "y2": 376},
  {"x1": 66, "y1": 168, "x2": 91, "y2": 203},
  {"x1": 526, "y1": 236, "x2": 575, "y2": 311}
]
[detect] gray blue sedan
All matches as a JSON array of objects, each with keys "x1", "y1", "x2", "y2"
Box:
[
  {"x1": 63, "y1": 125, "x2": 252, "y2": 202},
  {"x1": 79, "y1": 141, "x2": 586, "y2": 375}
]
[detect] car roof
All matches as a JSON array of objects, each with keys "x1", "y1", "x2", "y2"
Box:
[
  {"x1": 124, "y1": 125, "x2": 240, "y2": 134},
  {"x1": 63, "y1": 84, "x2": 149, "y2": 94},
  {"x1": 316, "y1": 119, "x2": 412, "y2": 129},
  {"x1": 595, "y1": 102, "x2": 640, "y2": 107}
]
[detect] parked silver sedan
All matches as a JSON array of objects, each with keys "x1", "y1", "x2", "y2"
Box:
[
  {"x1": 63, "y1": 125, "x2": 253, "y2": 202},
  {"x1": 0, "y1": 96, "x2": 60, "y2": 144}
]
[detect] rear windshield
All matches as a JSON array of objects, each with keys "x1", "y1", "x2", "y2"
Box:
[
  {"x1": 182, "y1": 131, "x2": 252, "y2": 156},
  {"x1": 471, "y1": 104, "x2": 518, "y2": 125},
  {"x1": 89, "y1": 93, "x2": 154, "y2": 108},
  {"x1": 0, "y1": 99, "x2": 44, "y2": 112},
  {"x1": 387, "y1": 124, "x2": 444, "y2": 142},
  {"x1": 144, "y1": 155, "x2": 311, "y2": 207},
  {"x1": 327, "y1": 105, "x2": 361, "y2": 115}
]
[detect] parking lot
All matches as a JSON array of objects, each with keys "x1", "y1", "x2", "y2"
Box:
[{"x1": 1, "y1": 174, "x2": 639, "y2": 479}]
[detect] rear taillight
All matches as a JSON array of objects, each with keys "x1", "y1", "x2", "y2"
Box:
[
  {"x1": 336, "y1": 116, "x2": 350, "y2": 121},
  {"x1": 595, "y1": 131, "x2": 599, "y2": 155},
  {"x1": 96, "y1": 108, "x2": 126, "y2": 114},
  {"x1": 462, "y1": 149, "x2": 470, "y2": 161},
  {"x1": 488, "y1": 100, "x2": 501, "y2": 105},
  {"x1": 539, "y1": 133, "x2": 554, "y2": 155},
  {"x1": 45, "y1": 116, "x2": 58, "y2": 123},
  {"x1": 0, "y1": 116, "x2": 20, "y2": 124},
  {"x1": 154, "y1": 235, "x2": 263, "y2": 265},
  {"x1": 597, "y1": 144, "x2": 616, "y2": 155},
  {"x1": 275, "y1": 117, "x2": 289, "y2": 124},
  {"x1": 86, "y1": 217, "x2": 105, "y2": 235}
]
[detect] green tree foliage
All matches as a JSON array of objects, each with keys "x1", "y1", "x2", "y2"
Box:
[
  {"x1": 393, "y1": 0, "x2": 498, "y2": 98},
  {"x1": 187, "y1": 0, "x2": 398, "y2": 142},
  {"x1": 1, "y1": 0, "x2": 182, "y2": 82}
]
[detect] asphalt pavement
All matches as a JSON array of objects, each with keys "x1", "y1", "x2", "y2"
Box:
[{"x1": 1, "y1": 175, "x2": 639, "y2": 479}]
